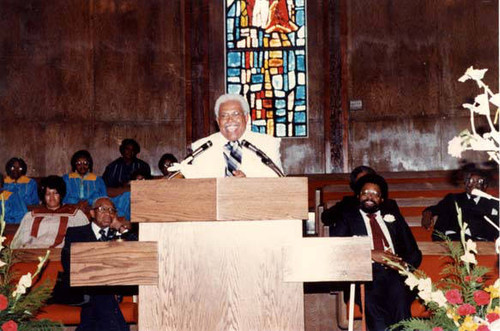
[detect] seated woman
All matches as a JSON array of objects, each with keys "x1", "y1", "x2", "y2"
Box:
[
  {"x1": 62, "y1": 150, "x2": 107, "y2": 208},
  {"x1": 0, "y1": 174, "x2": 28, "y2": 224},
  {"x1": 11, "y1": 175, "x2": 89, "y2": 248},
  {"x1": 3, "y1": 157, "x2": 39, "y2": 206}
]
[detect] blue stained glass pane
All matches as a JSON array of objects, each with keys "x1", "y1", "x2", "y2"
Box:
[
  {"x1": 227, "y1": 18, "x2": 234, "y2": 36},
  {"x1": 260, "y1": 127, "x2": 266, "y2": 134},
  {"x1": 275, "y1": 99, "x2": 286, "y2": 109},
  {"x1": 288, "y1": 51, "x2": 295, "y2": 71},
  {"x1": 254, "y1": 51, "x2": 258, "y2": 67},
  {"x1": 288, "y1": 32, "x2": 295, "y2": 45},
  {"x1": 251, "y1": 74, "x2": 264, "y2": 83},
  {"x1": 228, "y1": 52, "x2": 241, "y2": 67},
  {"x1": 296, "y1": 86, "x2": 306, "y2": 100},
  {"x1": 227, "y1": 42, "x2": 234, "y2": 48},
  {"x1": 283, "y1": 74, "x2": 288, "y2": 91},
  {"x1": 296, "y1": 0, "x2": 305, "y2": 7},
  {"x1": 296, "y1": 10, "x2": 305, "y2": 27},
  {"x1": 297, "y1": 55, "x2": 305, "y2": 71},
  {"x1": 228, "y1": 68, "x2": 240, "y2": 76},
  {"x1": 276, "y1": 116, "x2": 286, "y2": 123},
  {"x1": 228, "y1": 84, "x2": 241, "y2": 94},
  {"x1": 295, "y1": 125, "x2": 306, "y2": 136},
  {"x1": 251, "y1": 125, "x2": 258, "y2": 132},
  {"x1": 276, "y1": 108, "x2": 286, "y2": 116},
  {"x1": 259, "y1": 51, "x2": 264, "y2": 67},
  {"x1": 228, "y1": 4, "x2": 236, "y2": 16},
  {"x1": 294, "y1": 112, "x2": 306, "y2": 123},
  {"x1": 258, "y1": 30, "x2": 263, "y2": 46},
  {"x1": 295, "y1": 100, "x2": 306, "y2": 106}
]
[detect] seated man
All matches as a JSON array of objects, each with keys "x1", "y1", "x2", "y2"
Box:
[
  {"x1": 322, "y1": 166, "x2": 402, "y2": 233},
  {"x1": 0, "y1": 173, "x2": 28, "y2": 224},
  {"x1": 331, "y1": 174, "x2": 422, "y2": 331},
  {"x1": 4, "y1": 157, "x2": 39, "y2": 206},
  {"x1": 158, "y1": 153, "x2": 178, "y2": 177},
  {"x1": 175, "y1": 94, "x2": 283, "y2": 178},
  {"x1": 58, "y1": 197, "x2": 136, "y2": 331},
  {"x1": 422, "y1": 168, "x2": 499, "y2": 241},
  {"x1": 11, "y1": 175, "x2": 89, "y2": 248},
  {"x1": 102, "y1": 138, "x2": 151, "y2": 188}
]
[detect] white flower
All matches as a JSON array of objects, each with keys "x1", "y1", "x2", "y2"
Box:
[
  {"x1": 404, "y1": 273, "x2": 419, "y2": 290},
  {"x1": 458, "y1": 66, "x2": 488, "y2": 83},
  {"x1": 430, "y1": 290, "x2": 447, "y2": 308},
  {"x1": 465, "y1": 239, "x2": 477, "y2": 254},
  {"x1": 448, "y1": 136, "x2": 465, "y2": 158},
  {"x1": 460, "y1": 251, "x2": 477, "y2": 265},
  {"x1": 12, "y1": 272, "x2": 32, "y2": 297},
  {"x1": 490, "y1": 319, "x2": 500, "y2": 331},
  {"x1": 383, "y1": 214, "x2": 395, "y2": 223},
  {"x1": 417, "y1": 277, "x2": 433, "y2": 302},
  {"x1": 490, "y1": 93, "x2": 500, "y2": 108}
]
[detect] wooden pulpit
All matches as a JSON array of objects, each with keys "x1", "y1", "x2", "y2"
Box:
[{"x1": 70, "y1": 177, "x2": 372, "y2": 330}]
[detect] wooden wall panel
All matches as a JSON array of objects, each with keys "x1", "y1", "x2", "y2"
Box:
[
  {"x1": 0, "y1": 0, "x2": 186, "y2": 177},
  {"x1": 345, "y1": 0, "x2": 498, "y2": 171}
]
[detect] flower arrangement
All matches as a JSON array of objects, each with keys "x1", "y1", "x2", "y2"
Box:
[
  {"x1": 387, "y1": 203, "x2": 499, "y2": 331},
  {"x1": 448, "y1": 67, "x2": 500, "y2": 164},
  {"x1": 0, "y1": 198, "x2": 63, "y2": 331}
]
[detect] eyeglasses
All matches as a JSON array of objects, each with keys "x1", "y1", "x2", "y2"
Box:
[
  {"x1": 467, "y1": 178, "x2": 485, "y2": 185},
  {"x1": 76, "y1": 161, "x2": 90, "y2": 166},
  {"x1": 94, "y1": 206, "x2": 117, "y2": 214},
  {"x1": 9, "y1": 166, "x2": 23, "y2": 171},
  {"x1": 218, "y1": 111, "x2": 244, "y2": 120},
  {"x1": 360, "y1": 189, "x2": 381, "y2": 198}
]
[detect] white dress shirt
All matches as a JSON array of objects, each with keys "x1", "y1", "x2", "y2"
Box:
[{"x1": 359, "y1": 209, "x2": 395, "y2": 252}]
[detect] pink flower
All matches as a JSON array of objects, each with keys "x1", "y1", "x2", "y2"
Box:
[
  {"x1": 477, "y1": 325, "x2": 490, "y2": 331},
  {"x1": 1, "y1": 321, "x2": 17, "y2": 331},
  {"x1": 445, "y1": 289, "x2": 463, "y2": 304},
  {"x1": 465, "y1": 276, "x2": 472, "y2": 281},
  {"x1": 487, "y1": 313, "x2": 500, "y2": 323},
  {"x1": 0, "y1": 295, "x2": 8, "y2": 311},
  {"x1": 474, "y1": 290, "x2": 491, "y2": 305},
  {"x1": 457, "y1": 303, "x2": 477, "y2": 316},
  {"x1": 477, "y1": 277, "x2": 483, "y2": 283},
  {"x1": 432, "y1": 328, "x2": 444, "y2": 331}
]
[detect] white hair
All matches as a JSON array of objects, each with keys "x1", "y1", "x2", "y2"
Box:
[{"x1": 214, "y1": 94, "x2": 250, "y2": 118}]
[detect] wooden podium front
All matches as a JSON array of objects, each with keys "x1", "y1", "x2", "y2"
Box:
[{"x1": 133, "y1": 177, "x2": 308, "y2": 330}]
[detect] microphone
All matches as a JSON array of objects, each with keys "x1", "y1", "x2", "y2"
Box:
[
  {"x1": 184, "y1": 140, "x2": 213, "y2": 164},
  {"x1": 241, "y1": 139, "x2": 285, "y2": 177},
  {"x1": 471, "y1": 188, "x2": 500, "y2": 202}
]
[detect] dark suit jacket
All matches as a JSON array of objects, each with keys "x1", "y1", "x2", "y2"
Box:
[
  {"x1": 53, "y1": 223, "x2": 137, "y2": 304},
  {"x1": 428, "y1": 192, "x2": 499, "y2": 241},
  {"x1": 331, "y1": 206, "x2": 422, "y2": 269}
]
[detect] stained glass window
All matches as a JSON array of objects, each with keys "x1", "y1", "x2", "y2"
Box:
[{"x1": 225, "y1": 0, "x2": 308, "y2": 137}]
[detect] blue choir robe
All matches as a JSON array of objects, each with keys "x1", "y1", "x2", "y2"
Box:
[
  {"x1": 0, "y1": 190, "x2": 28, "y2": 224},
  {"x1": 4, "y1": 175, "x2": 39, "y2": 206},
  {"x1": 62, "y1": 172, "x2": 107, "y2": 205},
  {"x1": 111, "y1": 191, "x2": 131, "y2": 221}
]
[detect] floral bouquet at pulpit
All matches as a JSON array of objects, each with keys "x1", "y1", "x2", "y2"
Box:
[
  {"x1": 388, "y1": 204, "x2": 499, "y2": 331},
  {"x1": 0, "y1": 198, "x2": 63, "y2": 331}
]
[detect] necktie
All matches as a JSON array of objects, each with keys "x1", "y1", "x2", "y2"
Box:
[
  {"x1": 98, "y1": 229, "x2": 109, "y2": 242},
  {"x1": 224, "y1": 141, "x2": 242, "y2": 177},
  {"x1": 368, "y1": 213, "x2": 388, "y2": 250}
]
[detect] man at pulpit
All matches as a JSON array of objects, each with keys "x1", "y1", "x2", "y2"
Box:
[
  {"x1": 331, "y1": 174, "x2": 422, "y2": 331},
  {"x1": 174, "y1": 94, "x2": 283, "y2": 178},
  {"x1": 58, "y1": 197, "x2": 135, "y2": 331}
]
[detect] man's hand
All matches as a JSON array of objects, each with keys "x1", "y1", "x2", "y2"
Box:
[
  {"x1": 232, "y1": 170, "x2": 246, "y2": 178},
  {"x1": 421, "y1": 210, "x2": 436, "y2": 229},
  {"x1": 110, "y1": 216, "x2": 132, "y2": 234},
  {"x1": 371, "y1": 249, "x2": 406, "y2": 271}
]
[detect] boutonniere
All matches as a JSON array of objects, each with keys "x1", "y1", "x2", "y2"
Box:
[{"x1": 383, "y1": 214, "x2": 396, "y2": 223}]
